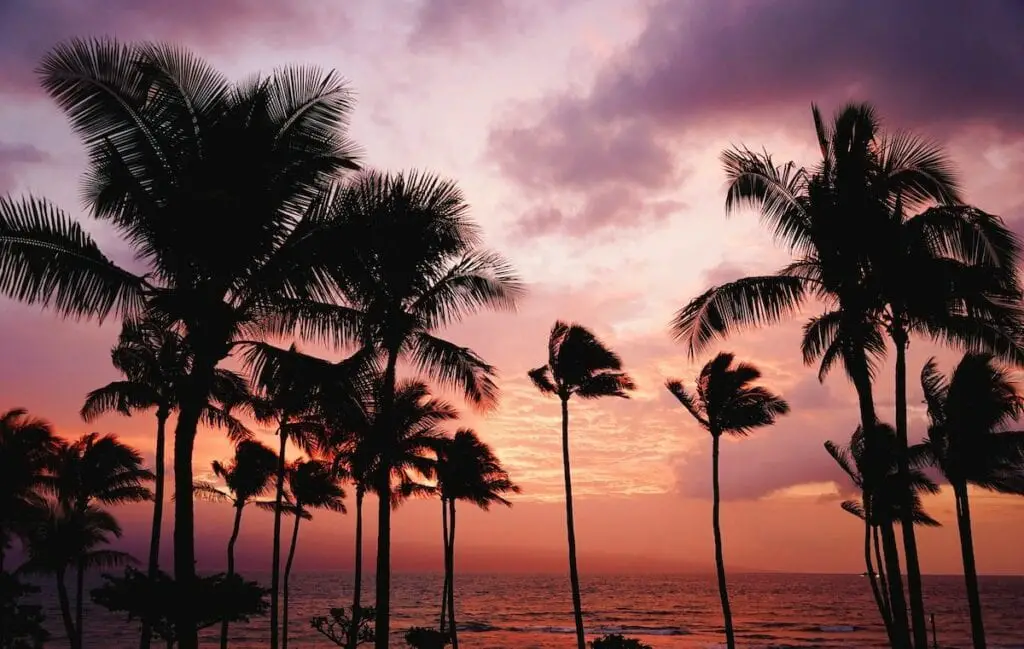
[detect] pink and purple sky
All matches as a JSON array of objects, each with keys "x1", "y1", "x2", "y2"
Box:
[{"x1": 2, "y1": 0, "x2": 1024, "y2": 575}]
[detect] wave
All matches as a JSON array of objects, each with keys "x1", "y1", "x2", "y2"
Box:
[
  {"x1": 457, "y1": 623, "x2": 691, "y2": 636},
  {"x1": 818, "y1": 624, "x2": 858, "y2": 632}
]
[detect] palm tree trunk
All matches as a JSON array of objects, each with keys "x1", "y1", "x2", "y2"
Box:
[
  {"x1": 283, "y1": 511, "x2": 302, "y2": 649},
  {"x1": 711, "y1": 434, "x2": 735, "y2": 649},
  {"x1": 874, "y1": 524, "x2": 892, "y2": 618},
  {"x1": 140, "y1": 410, "x2": 168, "y2": 649},
  {"x1": 439, "y1": 498, "x2": 449, "y2": 633},
  {"x1": 348, "y1": 489, "x2": 364, "y2": 649},
  {"x1": 220, "y1": 504, "x2": 244, "y2": 649},
  {"x1": 954, "y1": 482, "x2": 986, "y2": 649},
  {"x1": 447, "y1": 499, "x2": 458, "y2": 649},
  {"x1": 560, "y1": 397, "x2": 586, "y2": 649},
  {"x1": 881, "y1": 519, "x2": 911, "y2": 648},
  {"x1": 75, "y1": 557, "x2": 85, "y2": 649},
  {"x1": 863, "y1": 502, "x2": 893, "y2": 644},
  {"x1": 892, "y1": 325, "x2": 928, "y2": 649},
  {"x1": 173, "y1": 365, "x2": 213, "y2": 649},
  {"x1": 57, "y1": 568, "x2": 80, "y2": 649},
  {"x1": 374, "y1": 350, "x2": 400, "y2": 649},
  {"x1": 270, "y1": 428, "x2": 289, "y2": 649}
]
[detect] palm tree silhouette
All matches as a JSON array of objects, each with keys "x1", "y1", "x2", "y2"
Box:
[
  {"x1": 435, "y1": 428, "x2": 520, "y2": 649},
  {"x1": 530, "y1": 321, "x2": 635, "y2": 649},
  {"x1": 271, "y1": 170, "x2": 521, "y2": 648},
  {"x1": 321, "y1": 377, "x2": 457, "y2": 649},
  {"x1": 826, "y1": 424, "x2": 941, "y2": 645},
  {"x1": 0, "y1": 409, "x2": 57, "y2": 572},
  {"x1": 667, "y1": 353, "x2": 788, "y2": 649},
  {"x1": 194, "y1": 439, "x2": 280, "y2": 649},
  {"x1": 274, "y1": 459, "x2": 346, "y2": 649},
  {"x1": 917, "y1": 353, "x2": 1024, "y2": 649},
  {"x1": 36, "y1": 433, "x2": 152, "y2": 649},
  {"x1": 81, "y1": 317, "x2": 251, "y2": 649},
  {"x1": 670, "y1": 103, "x2": 1020, "y2": 648}
]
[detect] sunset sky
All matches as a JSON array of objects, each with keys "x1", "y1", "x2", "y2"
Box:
[{"x1": 2, "y1": 0, "x2": 1024, "y2": 576}]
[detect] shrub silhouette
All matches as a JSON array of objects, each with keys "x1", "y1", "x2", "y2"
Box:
[{"x1": 589, "y1": 635, "x2": 653, "y2": 649}]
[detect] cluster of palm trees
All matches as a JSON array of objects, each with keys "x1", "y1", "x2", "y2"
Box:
[
  {"x1": 667, "y1": 103, "x2": 1024, "y2": 649},
  {"x1": 0, "y1": 38, "x2": 521, "y2": 649}
]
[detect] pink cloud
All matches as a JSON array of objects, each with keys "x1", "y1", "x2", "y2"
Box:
[{"x1": 0, "y1": 142, "x2": 49, "y2": 192}]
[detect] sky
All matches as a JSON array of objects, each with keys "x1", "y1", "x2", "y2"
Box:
[{"x1": 2, "y1": 0, "x2": 1024, "y2": 576}]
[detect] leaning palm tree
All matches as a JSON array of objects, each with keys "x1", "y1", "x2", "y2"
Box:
[
  {"x1": 918, "y1": 354, "x2": 1024, "y2": 649},
  {"x1": 81, "y1": 316, "x2": 252, "y2": 649},
  {"x1": 0, "y1": 39, "x2": 360, "y2": 649},
  {"x1": 275, "y1": 459, "x2": 346, "y2": 649},
  {"x1": 268, "y1": 170, "x2": 522, "y2": 648},
  {"x1": 529, "y1": 321, "x2": 635, "y2": 649},
  {"x1": 826, "y1": 424, "x2": 942, "y2": 646},
  {"x1": 20, "y1": 504, "x2": 133, "y2": 649},
  {"x1": 0, "y1": 408, "x2": 57, "y2": 572},
  {"x1": 41, "y1": 433, "x2": 152, "y2": 649},
  {"x1": 671, "y1": 102, "x2": 1020, "y2": 648},
  {"x1": 435, "y1": 429, "x2": 520, "y2": 649},
  {"x1": 322, "y1": 376, "x2": 457, "y2": 649},
  {"x1": 194, "y1": 439, "x2": 279, "y2": 649},
  {"x1": 666, "y1": 353, "x2": 789, "y2": 649}
]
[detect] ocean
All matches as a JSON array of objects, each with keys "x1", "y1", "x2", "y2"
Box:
[{"x1": 26, "y1": 572, "x2": 1024, "y2": 648}]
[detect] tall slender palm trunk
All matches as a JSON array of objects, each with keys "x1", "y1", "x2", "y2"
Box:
[
  {"x1": 348, "y1": 489, "x2": 364, "y2": 649},
  {"x1": 711, "y1": 434, "x2": 735, "y2": 649},
  {"x1": 140, "y1": 410, "x2": 168, "y2": 649},
  {"x1": 874, "y1": 525, "x2": 891, "y2": 617},
  {"x1": 447, "y1": 500, "x2": 458, "y2": 649},
  {"x1": 439, "y1": 498, "x2": 449, "y2": 633},
  {"x1": 220, "y1": 504, "x2": 245, "y2": 649},
  {"x1": 559, "y1": 397, "x2": 586, "y2": 649},
  {"x1": 892, "y1": 329, "x2": 928, "y2": 649},
  {"x1": 270, "y1": 429, "x2": 289, "y2": 649},
  {"x1": 862, "y1": 503, "x2": 893, "y2": 644},
  {"x1": 954, "y1": 483, "x2": 986, "y2": 649},
  {"x1": 283, "y1": 512, "x2": 302, "y2": 649},
  {"x1": 374, "y1": 352, "x2": 400, "y2": 649},
  {"x1": 57, "y1": 569, "x2": 80, "y2": 649}
]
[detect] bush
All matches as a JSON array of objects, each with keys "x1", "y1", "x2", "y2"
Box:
[
  {"x1": 0, "y1": 572, "x2": 49, "y2": 649},
  {"x1": 589, "y1": 634, "x2": 653, "y2": 649},
  {"x1": 404, "y1": 626, "x2": 451, "y2": 649},
  {"x1": 310, "y1": 605, "x2": 376, "y2": 647}
]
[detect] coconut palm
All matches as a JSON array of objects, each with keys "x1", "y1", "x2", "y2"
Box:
[
  {"x1": 434, "y1": 429, "x2": 519, "y2": 649},
  {"x1": 268, "y1": 170, "x2": 521, "y2": 648},
  {"x1": 529, "y1": 321, "x2": 635, "y2": 649},
  {"x1": 193, "y1": 439, "x2": 280, "y2": 649},
  {"x1": 38, "y1": 433, "x2": 152, "y2": 649},
  {"x1": 275, "y1": 459, "x2": 346, "y2": 649},
  {"x1": 81, "y1": 316, "x2": 252, "y2": 649},
  {"x1": 826, "y1": 424, "x2": 942, "y2": 645},
  {"x1": 0, "y1": 409, "x2": 58, "y2": 572},
  {"x1": 917, "y1": 354, "x2": 1024, "y2": 649},
  {"x1": 670, "y1": 102, "x2": 1021, "y2": 648},
  {"x1": 0, "y1": 39, "x2": 361, "y2": 649},
  {"x1": 321, "y1": 377, "x2": 457, "y2": 649},
  {"x1": 666, "y1": 353, "x2": 788, "y2": 649}
]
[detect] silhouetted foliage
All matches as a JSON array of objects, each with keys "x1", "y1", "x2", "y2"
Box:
[
  {"x1": 91, "y1": 567, "x2": 268, "y2": 646},
  {"x1": 0, "y1": 409, "x2": 57, "y2": 572},
  {"x1": 0, "y1": 572, "x2": 48, "y2": 649},
  {"x1": 310, "y1": 606, "x2": 376, "y2": 647},
  {"x1": 589, "y1": 635, "x2": 653, "y2": 649},
  {"x1": 404, "y1": 627, "x2": 451, "y2": 649}
]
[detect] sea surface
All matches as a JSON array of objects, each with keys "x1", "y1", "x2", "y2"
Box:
[{"x1": 25, "y1": 572, "x2": 1024, "y2": 648}]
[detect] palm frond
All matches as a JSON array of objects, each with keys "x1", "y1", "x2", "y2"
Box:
[{"x1": 407, "y1": 331, "x2": 498, "y2": 411}]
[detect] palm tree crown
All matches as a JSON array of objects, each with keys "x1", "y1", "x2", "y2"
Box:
[
  {"x1": 46, "y1": 433, "x2": 154, "y2": 511},
  {"x1": 0, "y1": 409, "x2": 58, "y2": 568},
  {"x1": 529, "y1": 321, "x2": 636, "y2": 401},
  {"x1": 436, "y1": 429, "x2": 521, "y2": 509}
]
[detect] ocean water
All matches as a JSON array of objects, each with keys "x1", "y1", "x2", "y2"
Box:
[{"x1": 27, "y1": 572, "x2": 1024, "y2": 648}]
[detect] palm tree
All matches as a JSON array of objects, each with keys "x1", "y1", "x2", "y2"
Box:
[
  {"x1": 20, "y1": 504, "x2": 133, "y2": 649},
  {"x1": 0, "y1": 409, "x2": 57, "y2": 572},
  {"x1": 434, "y1": 428, "x2": 520, "y2": 649},
  {"x1": 666, "y1": 353, "x2": 789, "y2": 649},
  {"x1": 670, "y1": 102, "x2": 1021, "y2": 648},
  {"x1": 276, "y1": 459, "x2": 346, "y2": 649},
  {"x1": 193, "y1": 439, "x2": 279, "y2": 649},
  {"x1": 529, "y1": 321, "x2": 635, "y2": 649},
  {"x1": 826, "y1": 424, "x2": 942, "y2": 646},
  {"x1": 0, "y1": 39, "x2": 360, "y2": 649},
  {"x1": 270, "y1": 170, "x2": 522, "y2": 648},
  {"x1": 917, "y1": 354, "x2": 1024, "y2": 649},
  {"x1": 322, "y1": 377, "x2": 457, "y2": 649},
  {"x1": 81, "y1": 316, "x2": 252, "y2": 649}
]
